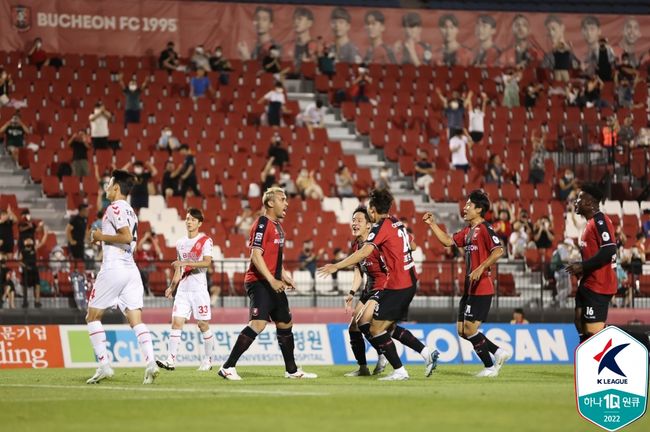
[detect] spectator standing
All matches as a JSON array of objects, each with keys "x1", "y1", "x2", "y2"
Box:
[
  {"x1": 528, "y1": 130, "x2": 547, "y2": 184},
  {"x1": 618, "y1": 115, "x2": 636, "y2": 149},
  {"x1": 335, "y1": 165, "x2": 355, "y2": 197},
  {"x1": 267, "y1": 133, "x2": 289, "y2": 168},
  {"x1": 123, "y1": 161, "x2": 158, "y2": 211},
  {"x1": 260, "y1": 158, "x2": 278, "y2": 192},
  {"x1": 485, "y1": 154, "x2": 506, "y2": 185},
  {"x1": 0, "y1": 259, "x2": 15, "y2": 309},
  {"x1": 615, "y1": 53, "x2": 639, "y2": 109},
  {"x1": 27, "y1": 37, "x2": 48, "y2": 69},
  {"x1": 18, "y1": 209, "x2": 41, "y2": 249},
  {"x1": 436, "y1": 88, "x2": 471, "y2": 137},
  {"x1": 0, "y1": 207, "x2": 17, "y2": 260},
  {"x1": 584, "y1": 75, "x2": 605, "y2": 108},
  {"x1": 524, "y1": 84, "x2": 543, "y2": 111},
  {"x1": 134, "y1": 230, "x2": 163, "y2": 297},
  {"x1": 510, "y1": 308, "x2": 529, "y2": 324},
  {"x1": 550, "y1": 238, "x2": 580, "y2": 307},
  {"x1": 414, "y1": 150, "x2": 435, "y2": 192},
  {"x1": 119, "y1": 73, "x2": 150, "y2": 127},
  {"x1": 299, "y1": 240, "x2": 324, "y2": 279},
  {"x1": 190, "y1": 69, "x2": 212, "y2": 100},
  {"x1": 18, "y1": 232, "x2": 47, "y2": 308},
  {"x1": 179, "y1": 145, "x2": 200, "y2": 197},
  {"x1": 161, "y1": 160, "x2": 183, "y2": 198},
  {"x1": 190, "y1": 45, "x2": 211, "y2": 71},
  {"x1": 89, "y1": 102, "x2": 111, "y2": 150},
  {"x1": 450, "y1": 129, "x2": 472, "y2": 172},
  {"x1": 501, "y1": 67, "x2": 521, "y2": 108},
  {"x1": 595, "y1": 38, "x2": 616, "y2": 82},
  {"x1": 551, "y1": 41, "x2": 574, "y2": 82},
  {"x1": 0, "y1": 113, "x2": 29, "y2": 163},
  {"x1": 66, "y1": 204, "x2": 88, "y2": 263},
  {"x1": 296, "y1": 99, "x2": 326, "y2": 138},
  {"x1": 94, "y1": 166, "x2": 112, "y2": 211},
  {"x1": 259, "y1": 81, "x2": 286, "y2": 127},
  {"x1": 0, "y1": 69, "x2": 13, "y2": 107},
  {"x1": 68, "y1": 130, "x2": 91, "y2": 177},
  {"x1": 508, "y1": 221, "x2": 531, "y2": 259},
  {"x1": 468, "y1": 92, "x2": 487, "y2": 143}
]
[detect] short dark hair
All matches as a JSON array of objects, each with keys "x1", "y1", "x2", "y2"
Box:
[
  {"x1": 438, "y1": 13, "x2": 458, "y2": 28},
  {"x1": 468, "y1": 189, "x2": 490, "y2": 217},
  {"x1": 368, "y1": 189, "x2": 394, "y2": 215},
  {"x1": 402, "y1": 12, "x2": 422, "y2": 28},
  {"x1": 255, "y1": 6, "x2": 273, "y2": 22},
  {"x1": 112, "y1": 169, "x2": 136, "y2": 196},
  {"x1": 78, "y1": 204, "x2": 88, "y2": 211},
  {"x1": 477, "y1": 14, "x2": 496, "y2": 28},
  {"x1": 544, "y1": 14, "x2": 562, "y2": 27},
  {"x1": 512, "y1": 14, "x2": 528, "y2": 24},
  {"x1": 353, "y1": 206, "x2": 370, "y2": 222},
  {"x1": 293, "y1": 7, "x2": 313, "y2": 21},
  {"x1": 187, "y1": 207, "x2": 204, "y2": 222},
  {"x1": 365, "y1": 10, "x2": 385, "y2": 24},
  {"x1": 514, "y1": 307, "x2": 525, "y2": 315},
  {"x1": 581, "y1": 183, "x2": 605, "y2": 203},
  {"x1": 330, "y1": 7, "x2": 351, "y2": 23},
  {"x1": 581, "y1": 15, "x2": 600, "y2": 29}
]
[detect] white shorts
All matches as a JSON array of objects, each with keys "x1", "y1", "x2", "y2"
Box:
[
  {"x1": 172, "y1": 289, "x2": 211, "y2": 321},
  {"x1": 89, "y1": 266, "x2": 144, "y2": 313}
]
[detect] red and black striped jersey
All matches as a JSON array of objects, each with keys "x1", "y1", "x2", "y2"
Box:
[
  {"x1": 352, "y1": 239, "x2": 388, "y2": 292},
  {"x1": 578, "y1": 212, "x2": 617, "y2": 295},
  {"x1": 365, "y1": 216, "x2": 417, "y2": 290},
  {"x1": 245, "y1": 216, "x2": 285, "y2": 283},
  {"x1": 452, "y1": 221, "x2": 502, "y2": 296}
]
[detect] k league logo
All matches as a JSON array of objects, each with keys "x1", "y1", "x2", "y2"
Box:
[{"x1": 575, "y1": 326, "x2": 648, "y2": 431}]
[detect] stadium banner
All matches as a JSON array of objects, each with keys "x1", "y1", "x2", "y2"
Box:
[
  {"x1": 0, "y1": 325, "x2": 64, "y2": 369},
  {"x1": 59, "y1": 324, "x2": 333, "y2": 368},
  {"x1": 329, "y1": 323, "x2": 580, "y2": 365},
  {"x1": 0, "y1": 1, "x2": 648, "y2": 67}
]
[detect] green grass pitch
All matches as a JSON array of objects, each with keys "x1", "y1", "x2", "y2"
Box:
[{"x1": 1, "y1": 365, "x2": 647, "y2": 432}]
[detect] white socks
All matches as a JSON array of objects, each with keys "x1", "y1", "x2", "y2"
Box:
[
  {"x1": 168, "y1": 329, "x2": 182, "y2": 363},
  {"x1": 87, "y1": 321, "x2": 109, "y2": 365},
  {"x1": 420, "y1": 346, "x2": 431, "y2": 361},
  {"x1": 133, "y1": 323, "x2": 155, "y2": 365},
  {"x1": 202, "y1": 329, "x2": 214, "y2": 362}
]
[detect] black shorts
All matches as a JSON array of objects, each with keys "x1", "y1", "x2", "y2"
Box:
[
  {"x1": 371, "y1": 286, "x2": 416, "y2": 322},
  {"x1": 359, "y1": 288, "x2": 378, "y2": 304},
  {"x1": 246, "y1": 281, "x2": 292, "y2": 324},
  {"x1": 469, "y1": 131, "x2": 484, "y2": 142},
  {"x1": 575, "y1": 285, "x2": 612, "y2": 323},
  {"x1": 22, "y1": 269, "x2": 40, "y2": 287},
  {"x1": 69, "y1": 244, "x2": 84, "y2": 260},
  {"x1": 3, "y1": 280, "x2": 15, "y2": 292},
  {"x1": 457, "y1": 294, "x2": 492, "y2": 322},
  {"x1": 124, "y1": 109, "x2": 141, "y2": 124}
]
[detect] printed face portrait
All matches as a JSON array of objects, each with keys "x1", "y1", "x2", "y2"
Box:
[
  {"x1": 476, "y1": 18, "x2": 496, "y2": 42},
  {"x1": 331, "y1": 18, "x2": 350, "y2": 38},
  {"x1": 439, "y1": 18, "x2": 459, "y2": 44},
  {"x1": 623, "y1": 18, "x2": 641, "y2": 45},
  {"x1": 293, "y1": 14, "x2": 312, "y2": 34},
  {"x1": 254, "y1": 9, "x2": 273, "y2": 35},
  {"x1": 546, "y1": 19, "x2": 565, "y2": 45},
  {"x1": 405, "y1": 25, "x2": 422, "y2": 41},
  {"x1": 512, "y1": 16, "x2": 530, "y2": 41},
  {"x1": 581, "y1": 21, "x2": 601, "y2": 46},
  {"x1": 365, "y1": 15, "x2": 384, "y2": 40}
]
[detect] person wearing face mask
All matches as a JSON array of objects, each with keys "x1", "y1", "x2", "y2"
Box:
[
  {"x1": 122, "y1": 160, "x2": 158, "y2": 212},
  {"x1": 258, "y1": 81, "x2": 286, "y2": 126},
  {"x1": 1, "y1": 112, "x2": 30, "y2": 163},
  {"x1": 66, "y1": 204, "x2": 89, "y2": 265},
  {"x1": 159, "y1": 41, "x2": 181, "y2": 72},
  {"x1": 68, "y1": 130, "x2": 91, "y2": 177},
  {"x1": 157, "y1": 126, "x2": 181, "y2": 152},
  {"x1": 209, "y1": 46, "x2": 233, "y2": 85},
  {"x1": 467, "y1": 92, "x2": 488, "y2": 143},
  {"x1": 558, "y1": 169, "x2": 578, "y2": 201},
  {"x1": 436, "y1": 88, "x2": 471, "y2": 138},
  {"x1": 0, "y1": 259, "x2": 16, "y2": 309},
  {"x1": 119, "y1": 73, "x2": 150, "y2": 127},
  {"x1": 27, "y1": 37, "x2": 48, "y2": 69},
  {"x1": 191, "y1": 45, "x2": 211, "y2": 72},
  {"x1": 18, "y1": 209, "x2": 42, "y2": 250},
  {"x1": 89, "y1": 101, "x2": 112, "y2": 150},
  {"x1": 261, "y1": 157, "x2": 278, "y2": 192},
  {"x1": 18, "y1": 229, "x2": 47, "y2": 308},
  {"x1": 266, "y1": 133, "x2": 289, "y2": 168},
  {"x1": 0, "y1": 68, "x2": 13, "y2": 107}
]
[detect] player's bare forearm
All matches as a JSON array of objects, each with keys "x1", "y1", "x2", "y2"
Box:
[
  {"x1": 427, "y1": 223, "x2": 453, "y2": 247},
  {"x1": 178, "y1": 256, "x2": 212, "y2": 269},
  {"x1": 251, "y1": 249, "x2": 276, "y2": 283},
  {"x1": 479, "y1": 247, "x2": 505, "y2": 271},
  {"x1": 351, "y1": 268, "x2": 363, "y2": 293},
  {"x1": 96, "y1": 228, "x2": 132, "y2": 245},
  {"x1": 334, "y1": 244, "x2": 373, "y2": 271}
]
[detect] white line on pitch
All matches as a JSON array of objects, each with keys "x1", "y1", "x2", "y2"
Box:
[{"x1": 0, "y1": 383, "x2": 329, "y2": 396}]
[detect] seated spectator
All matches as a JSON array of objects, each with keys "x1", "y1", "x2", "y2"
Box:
[
  {"x1": 27, "y1": 37, "x2": 49, "y2": 69},
  {"x1": 235, "y1": 206, "x2": 255, "y2": 236},
  {"x1": 89, "y1": 101, "x2": 111, "y2": 150},
  {"x1": 636, "y1": 122, "x2": 650, "y2": 147},
  {"x1": 209, "y1": 46, "x2": 232, "y2": 72},
  {"x1": 178, "y1": 145, "x2": 200, "y2": 197},
  {"x1": 157, "y1": 126, "x2": 181, "y2": 152},
  {"x1": 258, "y1": 81, "x2": 286, "y2": 127},
  {"x1": 190, "y1": 69, "x2": 211, "y2": 100},
  {"x1": 467, "y1": 92, "x2": 487, "y2": 143},
  {"x1": 335, "y1": 165, "x2": 355, "y2": 197},
  {"x1": 299, "y1": 240, "x2": 325, "y2": 279},
  {"x1": 583, "y1": 75, "x2": 605, "y2": 108},
  {"x1": 123, "y1": 160, "x2": 158, "y2": 211},
  {"x1": 564, "y1": 82, "x2": 582, "y2": 107},
  {"x1": 508, "y1": 221, "x2": 531, "y2": 259},
  {"x1": 349, "y1": 64, "x2": 372, "y2": 105},
  {"x1": 510, "y1": 308, "x2": 529, "y2": 324},
  {"x1": 533, "y1": 216, "x2": 555, "y2": 249},
  {"x1": 517, "y1": 209, "x2": 534, "y2": 238},
  {"x1": 557, "y1": 168, "x2": 577, "y2": 201},
  {"x1": 119, "y1": 73, "x2": 150, "y2": 127},
  {"x1": 1, "y1": 112, "x2": 29, "y2": 162},
  {"x1": 262, "y1": 45, "x2": 288, "y2": 78},
  {"x1": 267, "y1": 133, "x2": 289, "y2": 168},
  {"x1": 161, "y1": 160, "x2": 183, "y2": 198},
  {"x1": 278, "y1": 171, "x2": 298, "y2": 197},
  {"x1": 296, "y1": 99, "x2": 326, "y2": 138},
  {"x1": 191, "y1": 45, "x2": 211, "y2": 71},
  {"x1": 296, "y1": 168, "x2": 324, "y2": 200},
  {"x1": 524, "y1": 83, "x2": 543, "y2": 110},
  {"x1": 414, "y1": 149, "x2": 434, "y2": 192},
  {"x1": 0, "y1": 206, "x2": 17, "y2": 260},
  {"x1": 159, "y1": 41, "x2": 181, "y2": 71},
  {"x1": 450, "y1": 129, "x2": 472, "y2": 172},
  {"x1": 0, "y1": 69, "x2": 13, "y2": 107},
  {"x1": 528, "y1": 130, "x2": 547, "y2": 184},
  {"x1": 492, "y1": 209, "x2": 513, "y2": 247},
  {"x1": 501, "y1": 67, "x2": 521, "y2": 108},
  {"x1": 485, "y1": 154, "x2": 506, "y2": 185},
  {"x1": 68, "y1": 130, "x2": 91, "y2": 177},
  {"x1": 316, "y1": 39, "x2": 335, "y2": 76},
  {"x1": 618, "y1": 115, "x2": 636, "y2": 148}
]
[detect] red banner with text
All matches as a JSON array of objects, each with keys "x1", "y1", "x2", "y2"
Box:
[
  {"x1": 0, "y1": 1, "x2": 648, "y2": 68},
  {"x1": 0, "y1": 325, "x2": 64, "y2": 369}
]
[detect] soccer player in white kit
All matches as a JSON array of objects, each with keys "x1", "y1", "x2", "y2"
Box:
[
  {"x1": 85, "y1": 170, "x2": 160, "y2": 384},
  {"x1": 156, "y1": 208, "x2": 215, "y2": 371}
]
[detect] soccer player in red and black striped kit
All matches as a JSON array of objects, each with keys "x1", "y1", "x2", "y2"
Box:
[
  {"x1": 424, "y1": 190, "x2": 511, "y2": 377},
  {"x1": 566, "y1": 184, "x2": 650, "y2": 351},
  {"x1": 218, "y1": 187, "x2": 317, "y2": 380},
  {"x1": 319, "y1": 189, "x2": 439, "y2": 381}
]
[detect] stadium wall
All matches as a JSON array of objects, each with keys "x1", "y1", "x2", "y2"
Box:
[
  {"x1": 2, "y1": 1, "x2": 648, "y2": 61},
  {"x1": 1, "y1": 323, "x2": 581, "y2": 369}
]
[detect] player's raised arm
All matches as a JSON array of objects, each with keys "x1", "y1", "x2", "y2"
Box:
[
  {"x1": 317, "y1": 243, "x2": 374, "y2": 277},
  {"x1": 250, "y1": 248, "x2": 285, "y2": 292},
  {"x1": 422, "y1": 212, "x2": 453, "y2": 247}
]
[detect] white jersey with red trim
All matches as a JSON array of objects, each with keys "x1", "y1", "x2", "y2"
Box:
[
  {"x1": 176, "y1": 233, "x2": 213, "y2": 292},
  {"x1": 101, "y1": 199, "x2": 138, "y2": 269}
]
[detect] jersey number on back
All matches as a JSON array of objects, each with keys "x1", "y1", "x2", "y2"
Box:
[{"x1": 396, "y1": 227, "x2": 415, "y2": 271}]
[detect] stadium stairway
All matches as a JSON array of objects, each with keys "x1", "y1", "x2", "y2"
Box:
[{"x1": 0, "y1": 152, "x2": 68, "y2": 243}]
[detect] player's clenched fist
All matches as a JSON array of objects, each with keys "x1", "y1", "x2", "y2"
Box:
[{"x1": 422, "y1": 212, "x2": 437, "y2": 225}]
